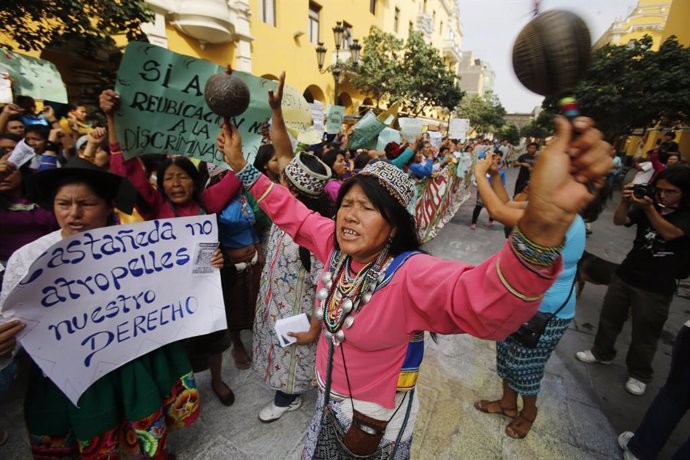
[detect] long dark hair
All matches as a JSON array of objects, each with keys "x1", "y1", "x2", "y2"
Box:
[
  {"x1": 254, "y1": 144, "x2": 276, "y2": 177},
  {"x1": 283, "y1": 153, "x2": 334, "y2": 271},
  {"x1": 322, "y1": 150, "x2": 344, "y2": 179},
  {"x1": 333, "y1": 175, "x2": 420, "y2": 257},
  {"x1": 156, "y1": 157, "x2": 206, "y2": 215},
  {"x1": 0, "y1": 163, "x2": 33, "y2": 209}
]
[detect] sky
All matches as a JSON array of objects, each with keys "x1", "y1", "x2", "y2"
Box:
[{"x1": 458, "y1": 0, "x2": 639, "y2": 113}]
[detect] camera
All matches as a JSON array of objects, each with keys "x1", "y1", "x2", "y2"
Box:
[{"x1": 627, "y1": 184, "x2": 656, "y2": 200}]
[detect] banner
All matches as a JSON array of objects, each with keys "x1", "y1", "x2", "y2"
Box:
[
  {"x1": 3, "y1": 215, "x2": 226, "y2": 405},
  {"x1": 414, "y1": 163, "x2": 472, "y2": 243},
  {"x1": 114, "y1": 42, "x2": 276, "y2": 166},
  {"x1": 398, "y1": 117, "x2": 423, "y2": 141},
  {"x1": 0, "y1": 48, "x2": 67, "y2": 103},
  {"x1": 448, "y1": 118, "x2": 470, "y2": 140},
  {"x1": 326, "y1": 105, "x2": 345, "y2": 134}
]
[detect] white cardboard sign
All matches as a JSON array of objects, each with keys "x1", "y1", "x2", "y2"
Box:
[
  {"x1": 448, "y1": 118, "x2": 470, "y2": 140},
  {"x1": 2, "y1": 215, "x2": 226, "y2": 405}
]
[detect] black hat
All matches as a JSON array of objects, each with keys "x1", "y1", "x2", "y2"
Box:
[{"x1": 26, "y1": 157, "x2": 137, "y2": 214}]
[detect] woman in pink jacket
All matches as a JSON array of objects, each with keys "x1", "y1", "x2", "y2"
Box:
[{"x1": 221, "y1": 114, "x2": 611, "y2": 458}]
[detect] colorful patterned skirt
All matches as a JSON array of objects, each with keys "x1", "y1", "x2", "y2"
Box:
[
  {"x1": 496, "y1": 317, "x2": 572, "y2": 397},
  {"x1": 25, "y1": 342, "x2": 200, "y2": 459},
  {"x1": 302, "y1": 390, "x2": 414, "y2": 460}
]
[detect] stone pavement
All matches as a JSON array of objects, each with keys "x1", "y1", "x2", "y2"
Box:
[{"x1": 1, "y1": 168, "x2": 688, "y2": 459}]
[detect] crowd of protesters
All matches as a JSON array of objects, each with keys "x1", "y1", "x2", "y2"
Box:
[{"x1": 0, "y1": 64, "x2": 687, "y2": 460}]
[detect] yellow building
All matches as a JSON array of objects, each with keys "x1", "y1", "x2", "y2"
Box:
[
  {"x1": 3, "y1": 0, "x2": 464, "y2": 119},
  {"x1": 594, "y1": 0, "x2": 672, "y2": 50}
]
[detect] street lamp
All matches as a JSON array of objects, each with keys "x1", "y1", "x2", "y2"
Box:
[{"x1": 316, "y1": 21, "x2": 362, "y2": 104}]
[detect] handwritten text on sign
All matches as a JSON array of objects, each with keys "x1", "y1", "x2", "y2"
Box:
[
  {"x1": 3, "y1": 215, "x2": 225, "y2": 406},
  {"x1": 114, "y1": 42, "x2": 275, "y2": 166}
]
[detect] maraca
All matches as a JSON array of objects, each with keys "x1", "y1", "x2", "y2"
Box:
[
  {"x1": 512, "y1": 10, "x2": 591, "y2": 118},
  {"x1": 204, "y1": 66, "x2": 251, "y2": 120}
]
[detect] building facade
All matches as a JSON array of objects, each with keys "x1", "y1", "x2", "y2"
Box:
[
  {"x1": 594, "y1": 0, "x2": 672, "y2": 50},
  {"x1": 457, "y1": 50, "x2": 494, "y2": 96},
  {"x1": 7, "y1": 0, "x2": 464, "y2": 119}
]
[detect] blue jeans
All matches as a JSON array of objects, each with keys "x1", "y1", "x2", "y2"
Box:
[{"x1": 627, "y1": 325, "x2": 690, "y2": 460}]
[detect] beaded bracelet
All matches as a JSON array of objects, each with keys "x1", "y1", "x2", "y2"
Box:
[
  {"x1": 236, "y1": 163, "x2": 261, "y2": 189},
  {"x1": 510, "y1": 226, "x2": 564, "y2": 267}
]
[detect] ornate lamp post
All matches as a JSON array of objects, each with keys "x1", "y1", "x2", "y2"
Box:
[{"x1": 315, "y1": 21, "x2": 362, "y2": 103}]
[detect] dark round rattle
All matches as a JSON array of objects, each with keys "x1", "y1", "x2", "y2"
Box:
[
  {"x1": 204, "y1": 66, "x2": 251, "y2": 120},
  {"x1": 512, "y1": 10, "x2": 591, "y2": 117}
]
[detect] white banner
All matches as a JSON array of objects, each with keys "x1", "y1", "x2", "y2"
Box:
[{"x1": 3, "y1": 215, "x2": 226, "y2": 405}]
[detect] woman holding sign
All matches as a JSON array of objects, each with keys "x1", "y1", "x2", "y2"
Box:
[
  {"x1": 0, "y1": 157, "x2": 207, "y2": 459},
  {"x1": 100, "y1": 90, "x2": 244, "y2": 407},
  {"x1": 219, "y1": 114, "x2": 612, "y2": 458}
]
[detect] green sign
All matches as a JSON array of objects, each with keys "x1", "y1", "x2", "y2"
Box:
[
  {"x1": 0, "y1": 48, "x2": 67, "y2": 103},
  {"x1": 326, "y1": 105, "x2": 345, "y2": 134},
  {"x1": 114, "y1": 42, "x2": 275, "y2": 165},
  {"x1": 347, "y1": 111, "x2": 386, "y2": 150}
]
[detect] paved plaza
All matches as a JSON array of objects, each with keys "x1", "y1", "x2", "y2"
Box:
[{"x1": 1, "y1": 169, "x2": 688, "y2": 459}]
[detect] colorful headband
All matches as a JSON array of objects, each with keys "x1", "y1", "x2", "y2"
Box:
[
  {"x1": 284, "y1": 152, "x2": 332, "y2": 196},
  {"x1": 358, "y1": 161, "x2": 415, "y2": 208}
]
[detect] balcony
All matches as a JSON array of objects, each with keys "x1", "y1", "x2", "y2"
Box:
[
  {"x1": 443, "y1": 38, "x2": 462, "y2": 64},
  {"x1": 145, "y1": 0, "x2": 253, "y2": 47}
]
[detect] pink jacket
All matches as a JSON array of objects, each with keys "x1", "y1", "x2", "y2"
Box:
[
  {"x1": 110, "y1": 143, "x2": 241, "y2": 220},
  {"x1": 249, "y1": 174, "x2": 560, "y2": 408}
]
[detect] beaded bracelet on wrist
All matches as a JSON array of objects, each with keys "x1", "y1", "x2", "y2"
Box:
[
  {"x1": 236, "y1": 163, "x2": 261, "y2": 189},
  {"x1": 510, "y1": 225, "x2": 564, "y2": 267}
]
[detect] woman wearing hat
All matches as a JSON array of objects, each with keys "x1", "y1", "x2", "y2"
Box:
[
  {"x1": 0, "y1": 157, "x2": 206, "y2": 459},
  {"x1": 252, "y1": 152, "x2": 333, "y2": 423},
  {"x1": 220, "y1": 115, "x2": 613, "y2": 457}
]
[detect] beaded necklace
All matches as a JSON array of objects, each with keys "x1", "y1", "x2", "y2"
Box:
[{"x1": 315, "y1": 245, "x2": 391, "y2": 344}]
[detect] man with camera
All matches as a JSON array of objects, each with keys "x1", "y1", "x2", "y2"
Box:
[{"x1": 576, "y1": 166, "x2": 690, "y2": 396}]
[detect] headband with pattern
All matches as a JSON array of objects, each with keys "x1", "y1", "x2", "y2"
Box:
[
  {"x1": 284, "y1": 152, "x2": 332, "y2": 196},
  {"x1": 358, "y1": 161, "x2": 415, "y2": 208}
]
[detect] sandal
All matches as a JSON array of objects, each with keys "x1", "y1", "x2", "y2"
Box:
[
  {"x1": 505, "y1": 410, "x2": 537, "y2": 439},
  {"x1": 473, "y1": 399, "x2": 518, "y2": 418},
  {"x1": 231, "y1": 348, "x2": 251, "y2": 370}
]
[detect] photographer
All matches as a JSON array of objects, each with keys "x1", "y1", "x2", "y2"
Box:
[{"x1": 577, "y1": 166, "x2": 690, "y2": 396}]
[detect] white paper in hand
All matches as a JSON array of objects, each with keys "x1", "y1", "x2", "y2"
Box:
[
  {"x1": 274, "y1": 313, "x2": 311, "y2": 347},
  {"x1": 7, "y1": 139, "x2": 35, "y2": 168}
]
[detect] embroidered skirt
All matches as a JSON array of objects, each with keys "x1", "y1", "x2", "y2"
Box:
[
  {"x1": 302, "y1": 390, "x2": 414, "y2": 460},
  {"x1": 25, "y1": 342, "x2": 199, "y2": 459},
  {"x1": 496, "y1": 317, "x2": 572, "y2": 397}
]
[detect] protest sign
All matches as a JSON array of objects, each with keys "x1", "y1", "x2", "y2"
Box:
[
  {"x1": 347, "y1": 111, "x2": 386, "y2": 150},
  {"x1": 281, "y1": 83, "x2": 313, "y2": 138},
  {"x1": 376, "y1": 127, "x2": 402, "y2": 152},
  {"x1": 398, "y1": 117, "x2": 423, "y2": 141},
  {"x1": 3, "y1": 215, "x2": 226, "y2": 405},
  {"x1": 114, "y1": 42, "x2": 276, "y2": 166},
  {"x1": 326, "y1": 105, "x2": 345, "y2": 134},
  {"x1": 310, "y1": 100, "x2": 325, "y2": 138},
  {"x1": 428, "y1": 131, "x2": 443, "y2": 149},
  {"x1": 448, "y1": 118, "x2": 470, "y2": 140},
  {"x1": 0, "y1": 49, "x2": 67, "y2": 103}
]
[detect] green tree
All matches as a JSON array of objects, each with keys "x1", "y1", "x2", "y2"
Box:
[
  {"x1": 499, "y1": 123, "x2": 521, "y2": 144},
  {"x1": 349, "y1": 28, "x2": 462, "y2": 114},
  {"x1": 456, "y1": 92, "x2": 506, "y2": 135},
  {"x1": 350, "y1": 27, "x2": 404, "y2": 107},
  {"x1": 540, "y1": 35, "x2": 690, "y2": 141},
  {"x1": 398, "y1": 31, "x2": 463, "y2": 115},
  {"x1": 0, "y1": 0, "x2": 153, "y2": 52}
]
